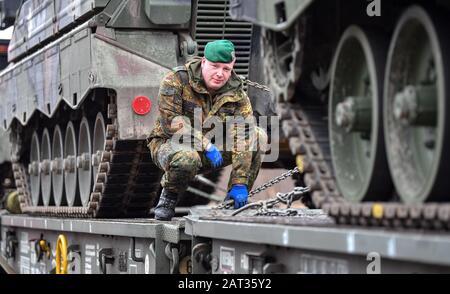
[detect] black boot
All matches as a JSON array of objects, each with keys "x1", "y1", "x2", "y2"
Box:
[{"x1": 154, "y1": 189, "x2": 178, "y2": 221}]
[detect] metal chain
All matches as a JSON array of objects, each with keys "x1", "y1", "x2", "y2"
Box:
[
  {"x1": 232, "y1": 186, "x2": 311, "y2": 216},
  {"x1": 239, "y1": 76, "x2": 272, "y2": 92},
  {"x1": 213, "y1": 199, "x2": 234, "y2": 210},
  {"x1": 254, "y1": 208, "x2": 299, "y2": 217},
  {"x1": 249, "y1": 167, "x2": 300, "y2": 197},
  {"x1": 214, "y1": 167, "x2": 301, "y2": 209}
]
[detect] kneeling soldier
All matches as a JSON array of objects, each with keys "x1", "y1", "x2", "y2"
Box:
[{"x1": 147, "y1": 39, "x2": 267, "y2": 220}]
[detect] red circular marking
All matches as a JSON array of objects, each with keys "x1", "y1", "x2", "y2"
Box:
[{"x1": 132, "y1": 96, "x2": 152, "y2": 115}]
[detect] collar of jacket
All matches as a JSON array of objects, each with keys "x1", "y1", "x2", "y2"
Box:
[{"x1": 186, "y1": 57, "x2": 243, "y2": 96}]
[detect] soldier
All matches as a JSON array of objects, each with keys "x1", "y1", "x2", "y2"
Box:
[{"x1": 147, "y1": 39, "x2": 267, "y2": 221}]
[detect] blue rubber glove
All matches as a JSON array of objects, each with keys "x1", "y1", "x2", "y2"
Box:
[
  {"x1": 227, "y1": 184, "x2": 248, "y2": 209},
  {"x1": 205, "y1": 143, "x2": 223, "y2": 168}
]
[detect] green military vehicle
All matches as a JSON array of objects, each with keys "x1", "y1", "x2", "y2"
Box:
[
  {"x1": 229, "y1": 0, "x2": 450, "y2": 230},
  {"x1": 0, "y1": 37, "x2": 16, "y2": 213},
  {"x1": 0, "y1": 0, "x2": 255, "y2": 218},
  {"x1": 0, "y1": 127, "x2": 16, "y2": 213}
]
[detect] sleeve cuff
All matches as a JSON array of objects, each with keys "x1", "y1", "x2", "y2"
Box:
[
  {"x1": 202, "y1": 137, "x2": 211, "y2": 151},
  {"x1": 231, "y1": 177, "x2": 249, "y2": 186}
]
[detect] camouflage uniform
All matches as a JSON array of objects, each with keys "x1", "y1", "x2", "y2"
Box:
[{"x1": 147, "y1": 57, "x2": 266, "y2": 194}]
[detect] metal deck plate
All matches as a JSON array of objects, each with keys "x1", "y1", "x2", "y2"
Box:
[
  {"x1": 185, "y1": 208, "x2": 450, "y2": 267},
  {"x1": 1, "y1": 214, "x2": 188, "y2": 243}
]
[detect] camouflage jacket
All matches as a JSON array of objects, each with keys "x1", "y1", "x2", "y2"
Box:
[{"x1": 148, "y1": 57, "x2": 255, "y2": 186}]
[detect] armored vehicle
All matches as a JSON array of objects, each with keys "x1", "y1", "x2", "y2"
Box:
[
  {"x1": 0, "y1": 127, "x2": 14, "y2": 211},
  {"x1": 3, "y1": 1, "x2": 450, "y2": 275},
  {"x1": 229, "y1": 0, "x2": 450, "y2": 230},
  {"x1": 0, "y1": 38, "x2": 15, "y2": 212},
  {"x1": 0, "y1": 0, "x2": 255, "y2": 218}
]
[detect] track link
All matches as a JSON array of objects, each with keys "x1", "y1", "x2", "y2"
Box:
[
  {"x1": 13, "y1": 101, "x2": 162, "y2": 218},
  {"x1": 280, "y1": 102, "x2": 450, "y2": 231}
]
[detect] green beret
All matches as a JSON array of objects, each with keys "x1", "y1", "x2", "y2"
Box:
[{"x1": 204, "y1": 39, "x2": 235, "y2": 63}]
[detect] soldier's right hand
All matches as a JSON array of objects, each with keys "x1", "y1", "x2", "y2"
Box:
[{"x1": 205, "y1": 143, "x2": 223, "y2": 168}]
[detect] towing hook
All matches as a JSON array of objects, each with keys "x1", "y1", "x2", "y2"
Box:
[
  {"x1": 34, "y1": 234, "x2": 51, "y2": 262},
  {"x1": 165, "y1": 244, "x2": 180, "y2": 274}
]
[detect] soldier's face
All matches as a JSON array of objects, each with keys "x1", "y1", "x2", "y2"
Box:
[{"x1": 201, "y1": 57, "x2": 235, "y2": 91}]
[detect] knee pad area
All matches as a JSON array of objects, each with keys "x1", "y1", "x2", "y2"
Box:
[{"x1": 169, "y1": 150, "x2": 201, "y2": 172}]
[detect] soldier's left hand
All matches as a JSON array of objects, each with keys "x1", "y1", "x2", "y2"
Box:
[{"x1": 227, "y1": 184, "x2": 248, "y2": 209}]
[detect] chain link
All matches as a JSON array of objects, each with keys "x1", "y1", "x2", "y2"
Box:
[
  {"x1": 239, "y1": 76, "x2": 272, "y2": 92},
  {"x1": 254, "y1": 208, "x2": 299, "y2": 217},
  {"x1": 231, "y1": 186, "x2": 311, "y2": 216},
  {"x1": 214, "y1": 167, "x2": 301, "y2": 209},
  {"x1": 249, "y1": 167, "x2": 300, "y2": 197}
]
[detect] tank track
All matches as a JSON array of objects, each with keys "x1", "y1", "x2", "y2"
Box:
[
  {"x1": 12, "y1": 100, "x2": 162, "y2": 218},
  {"x1": 280, "y1": 102, "x2": 450, "y2": 231},
  {"x1": 279, "y1": 103, "x2": 341, "y2": 205}
]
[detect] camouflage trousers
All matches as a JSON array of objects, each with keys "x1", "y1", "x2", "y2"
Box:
[{"x1": 148, "y1": 127, "x2": 267, "y2": 194}]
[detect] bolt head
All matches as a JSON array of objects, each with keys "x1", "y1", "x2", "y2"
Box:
[
  {"x1": 335, "y1": 97, "x2": 355, "y2": 131},
  {"x1": 76, "y1": 156, "x2": 83, "y2": 169},
  {"x1": 393, "y1": 86, "x2": 418, "y2": 125},
  {"x1": 92, "y1": 154, "x2": 99, "y2": 167}
]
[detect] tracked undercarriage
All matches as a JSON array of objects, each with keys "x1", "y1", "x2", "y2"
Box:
[
  {"x1": 230, "y1": 0, "x2": 450, "y2": 230},
  {"x1": 12, "y1": 92, "x2": 162, "y2": 218},
  {"x1": 1, "y1": 0, "x2": 255, "y2": 218},
  {"x1": 280, "y1": 101, "x2": 450, "y2": 231}
]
